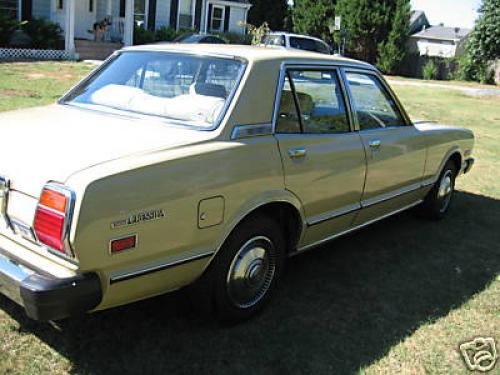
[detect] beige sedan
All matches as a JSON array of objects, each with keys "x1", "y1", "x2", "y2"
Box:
[{"x1": 0, "y1": 45, "x2": 474, "y2": 322}]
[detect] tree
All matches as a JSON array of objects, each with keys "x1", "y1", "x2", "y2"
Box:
[
  {"x1": 376, "y1": 0, "x2": 411, "y2": 74},
  {"x1": 248, "y1": 0, "x2": 288, "y2": 31},
  {"x1": 292, "y1": 0, "x2": 336, "y2": 44},
  {"x1": 334, "y1": 0, "x2": 397, "y2": 63},
  {"x1": 462, "y1": 0, "x2": 500, "y2": 82}
]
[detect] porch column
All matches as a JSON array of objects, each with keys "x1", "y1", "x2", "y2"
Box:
[
  {"x1": 65, "y1": 0, "x2": 75, "y2": 54},
  {"x1": 123, "y1": 0, "x2": 134, "y2": 46}
]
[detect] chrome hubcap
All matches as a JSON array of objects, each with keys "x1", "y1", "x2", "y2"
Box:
[
  {"x1": 437, "y1": 170, "x2": 453, "y2": 212},
  {"x1": 226, "y1": 236, "x2": 276, "y2": 309}
]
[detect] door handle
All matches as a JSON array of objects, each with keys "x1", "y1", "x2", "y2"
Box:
[
  {"x1": 369, "y1": 139, "x2": 381, "y2": 149},
  {"x1": 288, "y1": 147, "x2": 307, "y2": 159}
]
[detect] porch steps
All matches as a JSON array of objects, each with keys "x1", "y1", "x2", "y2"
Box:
[{"x1": 75, "y1": 40, "x2": 122, "y2": 61}]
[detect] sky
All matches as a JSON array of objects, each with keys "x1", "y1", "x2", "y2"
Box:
[{"x1": 410, "y1": 0, "x2": 481, "y2": 29}]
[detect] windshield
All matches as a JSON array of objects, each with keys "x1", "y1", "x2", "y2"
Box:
[{"x1": 62, "y1": 52, "x2": 245, "y2": 129}]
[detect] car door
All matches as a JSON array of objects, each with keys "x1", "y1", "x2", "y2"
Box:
[
  {"x1": 343, "y1": 70, "x2": 427, "y2": 225},
  {"x1": 274, "y1": 67, "x2": 366, "y2": 246}
]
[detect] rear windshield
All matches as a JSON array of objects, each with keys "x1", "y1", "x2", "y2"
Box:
[{"x1": 62, "y1": 52, "x2": 245, "y2": 129}]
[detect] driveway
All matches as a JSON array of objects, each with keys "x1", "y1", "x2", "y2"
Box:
[{"x1": 387, "y1": 79, "x2": 500, "y2": 96}]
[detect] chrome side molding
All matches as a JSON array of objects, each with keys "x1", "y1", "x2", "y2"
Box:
[{"x1": 297, "y1": 200, "x2": 423, "y2": 254}]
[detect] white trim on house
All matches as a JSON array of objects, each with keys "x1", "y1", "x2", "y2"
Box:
[
  {"x1": 65, "y1": 0, "x2": 75, "y2": 52},
  {"x1": 191, "y1": 0, "x2": 196, "y2": 29},
  {"x1": 123, "y1": 0, "x2": 134, "y2": 46}
]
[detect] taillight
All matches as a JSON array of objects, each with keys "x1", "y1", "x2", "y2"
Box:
[{"x1": 34, "y1": 183, "x2": 75, "y2": 256}]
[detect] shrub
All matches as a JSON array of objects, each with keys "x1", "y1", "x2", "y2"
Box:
[
  {"x1": 0, "y1": 14, "x2": 26, "y2": 47},
  {"x1": 214, "y1": 31, "x2": 251, "y2": 45},
  {"x1": 423, "y1": 59, "x2": 438, "y2": 80},
  {"x1": 134, "y1": 25, "x2": 156, "y2": 45},
  {"x1": 22, "y1": 18, "x2": 63, "y2": 49},
  {"x1": 154, "y1": 26, "x2": 177, "y2": 42}
]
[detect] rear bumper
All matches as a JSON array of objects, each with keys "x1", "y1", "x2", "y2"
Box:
[{"x1": 0, "y1": 249, "x2": 101, "y2": 321}]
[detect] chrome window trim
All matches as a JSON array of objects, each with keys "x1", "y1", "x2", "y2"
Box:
[
  {"x1": 231, "y1": 123, "x2": 273, "y2": 140},
  {"x1": 271, "y1": 61, "x2": 377, "y2": 135},
  {"x1": 297, "y1": 199, "x2": 423, "y2": 253},
  {"x1": 109, "y1": 250, "x2": 215, "y2": 284},
  {"x1": 59, "y1": 50, "x2": 249, "y2": 132},
  {"x1": 341, "y1": 68, "x2": 413, "y2": 131}
]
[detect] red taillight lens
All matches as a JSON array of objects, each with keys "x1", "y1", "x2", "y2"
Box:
[
  {"x1": 33, "y1": 184, "x2": 73, "y2": 254},
  {"x1": 34, "y1": 207, "x2": 65, "y2": 252}
]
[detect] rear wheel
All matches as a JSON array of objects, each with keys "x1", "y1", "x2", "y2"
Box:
[
  {"x1": 419, "y1": 160, "x2": 458, "y2": 220},
  {"x1": 197, "y1": 215, "x2": 285, "y2": 323}
]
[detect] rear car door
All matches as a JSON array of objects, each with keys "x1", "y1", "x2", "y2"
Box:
[
  {"x1": 274, "y1": 67, "x2": 366, "y2": 246},
  {"x1": 343, "y1": 70, "x2": 427, "y2": 225}
]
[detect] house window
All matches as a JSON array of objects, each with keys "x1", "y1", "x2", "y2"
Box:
[
  {"x1": 89, "y1": 0, "x2": 93, "y2": 13},
  {"x1": 57, "y1": 0, "x2": 63, "y2": 10},
  {"x1": 134, "y1": 0, "x2": 149, "y2": 28},
  {"x1": 119, "y1": 0, "x2": 125, "y2": 17},
  {"x1": 210, "y1": 5, "x2": 224, "y2": 32},
  {"x1": 0, "y1": 0, "x2": 18, "y2": 18}
]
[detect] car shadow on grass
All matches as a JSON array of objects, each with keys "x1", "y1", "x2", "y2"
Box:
[{"x1": 1, "y1": 191, "x2": 499, "y2": 375}]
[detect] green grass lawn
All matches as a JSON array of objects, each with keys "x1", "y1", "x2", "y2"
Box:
[{"x1": 0, "y1": 62, "x2": 498, "y2": 375}]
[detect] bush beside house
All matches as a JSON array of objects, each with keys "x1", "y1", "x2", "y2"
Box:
[{"x1": 0, "y1": 15, "x2": 63, "y2": 50}]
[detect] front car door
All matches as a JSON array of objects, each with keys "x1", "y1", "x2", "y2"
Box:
[
  {"x1": 343, "y1": 70, "x2": 427, "y2": 225},
  {"x1": 274, "y1": 67, "x2": 366, "y2": 248}
]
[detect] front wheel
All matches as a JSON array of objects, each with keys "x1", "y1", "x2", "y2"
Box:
[
  {"x1": 201, "y1": 215, "x2": 285, "y2": 323},
  {"x1": 419, "y1": 160, "x2": 457, "y2": 220}
]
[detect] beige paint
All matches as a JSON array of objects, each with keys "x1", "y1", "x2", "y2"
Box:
[{"x1": 0, "y1": 45, "x2": 474, "y2": 312}]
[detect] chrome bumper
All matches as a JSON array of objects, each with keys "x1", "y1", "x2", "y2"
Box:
[{"x1": 0, "y1": 248, "x2": 101, "y2": 321}]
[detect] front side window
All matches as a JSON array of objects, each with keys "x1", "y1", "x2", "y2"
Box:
[
  {"x1": 276, "y1": 70, "x2": 350, "y2": 134},
  {"x1": 346, "y1": 72, "x2": 406, "y2": 130},
  {"x1": 62, "y1": 52, "x2": 245, "y2": 129}
]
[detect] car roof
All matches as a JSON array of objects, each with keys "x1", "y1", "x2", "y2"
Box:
[{"x1": 122, "y1": 44, "x2": 374, "y2": 69}]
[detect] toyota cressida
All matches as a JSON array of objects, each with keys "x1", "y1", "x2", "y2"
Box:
[{"x1": 0, "y1": 45, "x2": 474, "y2": 322}]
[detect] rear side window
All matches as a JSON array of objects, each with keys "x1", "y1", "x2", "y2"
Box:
[
  {"x1": 289, "y1": 37, "x2": 318, "y2": 52},
  {"x1": 346, "y1": 73, "x2": 406, "y2": 130},
  {"x1": 276, "y1": 70, "x2": 350, "y2": 134},
  {"x1": 314, "y1": 41, "x2": 330, "y2": 54},
  {"x1": 263, "y1": 34, "x2": 285, "y2": 47}
]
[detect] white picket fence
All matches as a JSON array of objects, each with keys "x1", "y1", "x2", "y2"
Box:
[{"x1": 0, "y1": 48, "x2": 74, "y2": 61}]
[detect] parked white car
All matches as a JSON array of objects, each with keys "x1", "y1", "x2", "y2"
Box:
[{"x1": 262, "y1": 32, "x2": 332, "y2": 55}]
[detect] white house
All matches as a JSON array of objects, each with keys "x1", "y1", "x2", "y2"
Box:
[
  {"x1": 407, "y1": 11, "x2": 471, "y2": 59},
  {"x1": 1, "y1": 0, "x2": 251, "y2": 58}
]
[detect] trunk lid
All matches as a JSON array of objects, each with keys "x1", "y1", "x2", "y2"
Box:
[
  {"x1": 0, "y1": 104, "x2": 215, "y2": 198},
  {"x1": 0, "y1": 104, "x2": 216, "y2": 236}
]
